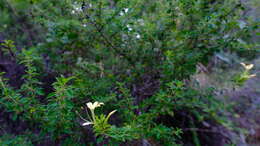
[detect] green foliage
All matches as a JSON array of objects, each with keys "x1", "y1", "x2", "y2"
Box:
[
  {"x1": 0, "y1": 0, "x2": 258, "y2": 145},
  {"x1": 41, "y1": 76, "x2": 77, "y2": 139},
  {"x1": 0, "y1": 46, "x2": 45, "y2": 123},
  {"x1": 0, "y1": 134, "x2": 33, "y2": 146},
  {"x1": 107, "y1": 125, "x2": 140, "y2": 142},
  {"x1": 147, "y1": 124, "x2": 182, "y2": 146}
]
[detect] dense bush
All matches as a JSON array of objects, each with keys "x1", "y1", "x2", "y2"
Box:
[{"x1": 0, "y1": 0, "x2": 258, "y2": 145}]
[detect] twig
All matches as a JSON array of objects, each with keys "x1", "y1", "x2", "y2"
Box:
[{"x1": 81, "y1": 0, "x2": 134, "y2": 66}]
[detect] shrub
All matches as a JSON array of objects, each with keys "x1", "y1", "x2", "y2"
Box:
[{"x1": 0, "y1": 0, "x2": 257, "y2": 145}]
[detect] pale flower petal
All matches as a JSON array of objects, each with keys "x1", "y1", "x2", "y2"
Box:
[
  {"x1": 86, "y1": 102, "x2": 94, "y2": 110},
  {"x1": 93, "y1": 101, "x2": 98, "y2": 108},
  {"x1": 105, "y1": 110, "x2": 117, "y2": 122},
  {"x1": 107, "y1": 110, "x2": 117, "y2": 118},
  {"x1": 249, "y1": 74, "x2": 256, "y2": 78},
  {"x1": 240, "y1": 62, "x2": 246, "y2": 68},
  {"x1": 95, "y1": 102, "x2": 104, "y2": 108},
  {"x1": 246, "y1": 64, "x2": 254, "y2": 70},
  {"x1": 86, "y1": 101, "x2": 104, "y2": 110},
  {"x1": 82, "y1": 121, "x2": 93, "y2": 126},
  {"x1": 240, "y1": 62, "x2": 254, "y2": 70}
]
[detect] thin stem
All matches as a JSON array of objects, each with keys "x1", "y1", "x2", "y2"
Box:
[{"x1": 90, "y1": 109, "x2": 96, "y2": 123}]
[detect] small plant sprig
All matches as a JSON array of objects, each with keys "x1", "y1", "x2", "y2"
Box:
[
  {"x1": 41, "y1": 76, "x2": 77, "y2": 139},
  {"x1": 80, "y1": 101, "x2": 141, "y2": 143},
  {"x1": 233, "y1": 62, "x2": 256, "y2": 86},
  {"x1": 80, "y1": 101, "x2": 116, "y2": 136}
]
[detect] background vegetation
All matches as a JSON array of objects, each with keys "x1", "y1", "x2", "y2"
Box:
[{"x1": 0, "y1": 0, "x2": 259, "y2": 145}]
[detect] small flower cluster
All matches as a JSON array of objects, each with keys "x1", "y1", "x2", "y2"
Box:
[
  {"x1": 240, "y1": 62, "x2": 256, "y2": 78},
  {"x1": 81, "y1": 101, "x2": 116, "y2": 126},
  {"x1": 233, "y1": 62, "x2": 256, "y2": 86}
]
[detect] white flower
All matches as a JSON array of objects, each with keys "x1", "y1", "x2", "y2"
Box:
[
  {"x1": 240, "y1": 62, "x2": 254, "y2": 70},
  {"x1": 136, "y1": 34, "x2": 141, "y2": 39},
  {"x1": 86, "y1": 101, "x2": 104, "y2": 110},
  {"x1": 80, "y1": 101, "x2": 117, "y2": 129},
  {"x1": 127, "y1": 24, "x2": 132, "y2": 31},
  {"x1": 75, "y1": 7, "x2": 82, "y2": 12},
  {"x1": 124, "y1": 8, "x2": 129, "y2": 13},
  {"x1": 120, "y1": 8, "x2": 129, "y2": 16}
]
